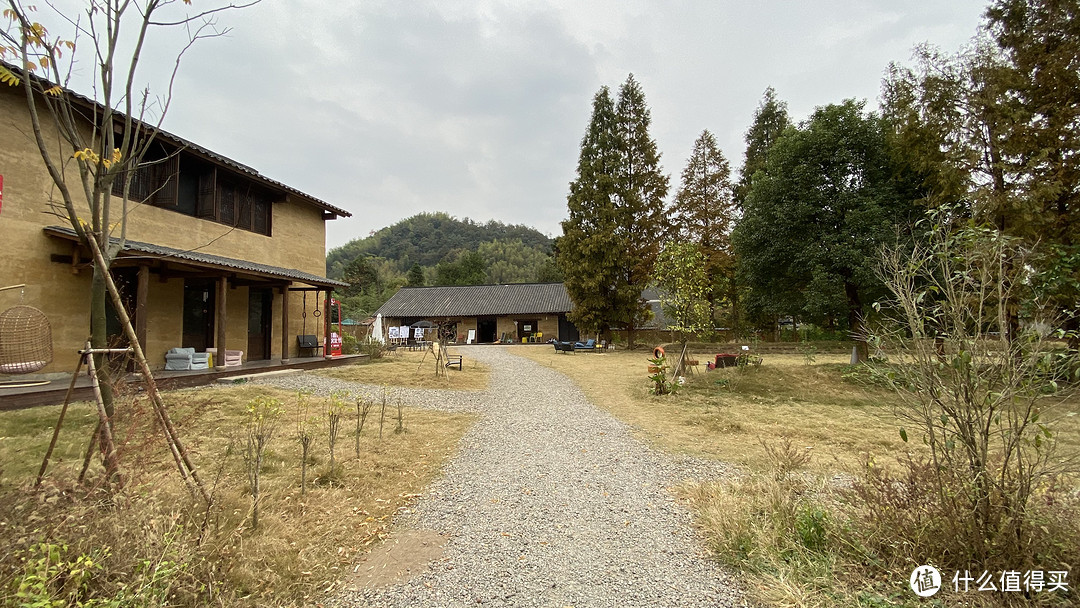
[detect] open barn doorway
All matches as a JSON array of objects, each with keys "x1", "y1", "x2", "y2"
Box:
[{"x1": 477, "y1": 317, "x2": 497, "y2": 343}]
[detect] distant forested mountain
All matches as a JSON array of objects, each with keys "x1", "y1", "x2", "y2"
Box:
[
  {"x1": 326, "y1": 212, "x2": 561, "y2": 319},
  {"x1": 327, "y1": 212, "x2": 551, "y2": 276}
]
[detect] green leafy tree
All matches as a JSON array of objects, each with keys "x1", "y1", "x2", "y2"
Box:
[
  {"x1": 558, "y1": 86, "x2": 629, "y2": 336},
  {"x1": 614, "y1": 74, "x2": 670, "y2": 346},
  {"x1": 434, "y1": 250, "x2": 486, "y2": 285},
  {"x1": 406, "y1": 262, "x2": 425, "y2": 287},
  {"x1": 670, "y1": 129, "x2": 736, "y2": 323},
  {"x1": 653, "y1": 241, "x2": 712, "y2": 342},
  {"x1": 477, "y1": 239, "x2": 550, "y2": 284},
  {"x1": 733, "y1": 100, "x2": 916, "y2": 361},
  {"x1": 535, "y1": 254, "x2": 563, "y2": 283}
]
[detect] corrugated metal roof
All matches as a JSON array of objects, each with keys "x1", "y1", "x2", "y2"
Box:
[
  {"x1": 45, "y1": 225, "x2": 347, "y2": 288},
  {"x1": 376, "y1": 283, "x2": 573, "y2": 317},
  {"x1": 2, "y1": 60, "x2": 350, "y2": 218}
]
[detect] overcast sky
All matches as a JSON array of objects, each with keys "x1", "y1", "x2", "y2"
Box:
[{"x1": 54, "y1": 0, "x2": 991, "y2": 250}]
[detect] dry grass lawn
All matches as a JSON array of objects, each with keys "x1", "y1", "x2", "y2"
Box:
[
  {"x1": 519, "y1": 344, "x2": 1080, "y2": 607},
  {"x1": 0, "y1": 382, "x2": 473, "y2": 606},
  {"x1": 315, "y1": 349, "x2": 489, "y2": 391},
  {"x1": 517, "y1": 347, "x2": 1080, "y2": 474}
]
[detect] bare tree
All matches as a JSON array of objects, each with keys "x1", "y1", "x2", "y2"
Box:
[
  {"x1": 1, "y1": 0, "x2": 253, "y2": 495},
  {"x1": 872, "y1": 209, "x2": 1077, "y2": 562}
]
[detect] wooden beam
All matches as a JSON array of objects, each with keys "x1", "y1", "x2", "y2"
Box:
[
  {"x1": 215, "y1": 276, "x2": 227, "y2": 370},
  {"x1": 136, "y1": 265, "x2": 149, "y2": 354},
  {"x1": 324, "y1": 289, "x2": 332, "y2": 360},
  {"x1": 280, "y1": 285, "x2": 290, "y2": 363}
]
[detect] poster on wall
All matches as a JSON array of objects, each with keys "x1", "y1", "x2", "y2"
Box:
[
  {"x1": 388, "y1": 326, "x2": 400, "y2": 339},
  {"x1": 413, "y1": 326, "x2": 424, "y2": 339}
]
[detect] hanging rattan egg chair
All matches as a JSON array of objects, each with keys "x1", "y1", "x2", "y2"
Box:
[{"x1": 0, "y1": 303, "x2": 54, "y2": 385}]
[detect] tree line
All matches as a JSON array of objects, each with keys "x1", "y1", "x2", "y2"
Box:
[{"x1": 558, "y1": 0, "x2": 1079, "y2": 355}]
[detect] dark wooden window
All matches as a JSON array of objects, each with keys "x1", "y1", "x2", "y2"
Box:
[
  {"x1": 218, "y1": 182, "x2": 236, "y2": 225},
  {"x1": 118, "y1": 147, "x2": 275, "y2": 236},
  {"x1": 236, "y1": 189, "x2": 252, "y2": 231},
  {"x1": 111, "y1": 152, "x2": 176, "y2": 206},
  {"x1": 252, "y1": 197, "x2": 270, "y2": 235}
]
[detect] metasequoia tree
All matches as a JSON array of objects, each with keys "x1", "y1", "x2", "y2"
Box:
[
  {"x1": 1, "y1": 0, "x2": 251, "y2": 494},
  {"x1": 613, "y1": 74, "x2": 669, "y2": 347},
  {"x1": 559, "y1": 76, "x2": 669, "y2": 345},
  {"x1": 669, "y1": 129, "x2": 736, "y2": 323},
  {"x1": 558, "y1": 86, "x2": 628, "y2": 337},
  {"x1": 736, "y1": 87, "x2": 790, "y2": 207},
  {"x1": 883, "y1": 0, "x2": 1080, "y2": 346}
]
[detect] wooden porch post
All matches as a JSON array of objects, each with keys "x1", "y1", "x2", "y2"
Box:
[
  {"x1": 135, "y1": 265, "x2": 149, "y2": 352},
  {"x1": 215, "y1": 276, "x2": 228, "y2": 370},
  {"x1": 280, "y1": 285, "x2": 290, "y2": 363},
  {"x1": 323, "y1": 288, "x2": 332, "y2": 360}
]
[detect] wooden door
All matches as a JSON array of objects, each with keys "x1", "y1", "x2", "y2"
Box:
[{"x1": 247, "y1": 287, "x2": 272, "y2": 360}]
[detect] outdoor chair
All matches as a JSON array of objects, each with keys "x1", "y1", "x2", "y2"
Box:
[
  {"x1": 554, "y1": 341, "x2": 575, "y2": 354},
  {"x1": 445, "y1": 353, "x2": 463, "y2": 370},
  {"x1": 714, "y1": 353, "x2": 738, "y2": 368},
  {"x1": 190, "y1": 351, "x2": 210, "y2": 370},
  {"x1": 297, "y1": 334, "x2": 323, "y2": 357},
  {"x1": 223, "y1": 350, "x2": 243, "y2": 367},
  {"x1": 164, "y1": 347, "x2": 195, "y2": 371},
  {"x1": 574, "y1": 338, "x2": 597, "y2": 351}
]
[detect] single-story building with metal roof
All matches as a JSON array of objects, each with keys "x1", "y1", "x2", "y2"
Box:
[{"x1": 374, "y1": 283, "x2": 580, "y2": 344}]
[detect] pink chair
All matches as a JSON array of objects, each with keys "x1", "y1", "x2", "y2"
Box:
[{"x1": 223, "y1": 350, "x2": 243, "y2": 367}]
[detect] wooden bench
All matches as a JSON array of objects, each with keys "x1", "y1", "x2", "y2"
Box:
[{"x1": 445, "y1": 354, "x2": 463, "y2": 370}]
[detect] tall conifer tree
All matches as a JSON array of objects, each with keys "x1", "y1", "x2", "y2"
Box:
[
  {"x1": 670, "y1": 130, "x2": 736, "y2": 323},
  {"x1": 558, "y1": 87, "x2": 628, "y2": 335},
  {"x1": 737, "y1": 87, "x2": 791, "y2": 206},
  {"x1": 614, "y1": 74, "x2": 670, "y2": 346}
]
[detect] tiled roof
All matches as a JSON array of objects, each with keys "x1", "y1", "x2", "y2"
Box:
[
  {"x1": 376, "y1": 283, "x2": 573, "y2": 318},
  {"x1": 2, "y1": 60, "x2": 350, "y2": 218},
  {"x1": 45, "y1": 226, "x2": 347, "y2": 288}
]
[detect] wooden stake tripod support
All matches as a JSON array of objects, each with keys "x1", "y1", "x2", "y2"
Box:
[
  {"x1": 417, "y1": 341, "x2": 450, "y2": 382},
  {"x1": 36, "y1": 343, "x2": 129, "y2": 488}
]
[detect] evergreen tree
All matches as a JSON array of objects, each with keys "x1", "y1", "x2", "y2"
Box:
[
  {"x1": 670, "y1": 130, "x2": 736, "y2": 320},
  {"x1": 407, "y1": 263, "x2": 425, "y2": 287},
  {"x1": 613, "y1": 74, "x2": 670, "y2": 346},
  {"x1": 737, "y1": 87, "x2": 791, "y2": 206},
  {"x1": 987, "y1": 0, "x2": 1080, "y2": 246},
  {"x1": 558, "y1": 87, "x2": 629, "y2": 336},
  {"x1": 341, "y1": 256, "x2": 380, "y2": 298}
]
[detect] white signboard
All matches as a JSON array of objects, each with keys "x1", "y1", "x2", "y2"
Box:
[
  {"x1": 467, "y1": 329, "x2": 476, "y2": 344},
  {"x1": 388, "y1": 326, "x2": 400, "y2": 339},
  {"x1": 413, "y1": 326, "x2": 425, "y2": 339}
]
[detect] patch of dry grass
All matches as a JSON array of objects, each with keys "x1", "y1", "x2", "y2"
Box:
[
  {"x1": 314, "y1": 349, "x2": 489, "y2": 391},
  {"x1": 518, "y1": 348, "x2": 912, "y2": 472},
  {"x1": 520, "y1": 345, "x2": 1080, "y2": 607},
  {"x1": 0, "y1": 382, "x2": 473, "y2": 606}
]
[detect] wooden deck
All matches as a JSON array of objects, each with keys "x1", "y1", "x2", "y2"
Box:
[{"x1": 0, "y1": 354, "x2": 367, "y2": 410}]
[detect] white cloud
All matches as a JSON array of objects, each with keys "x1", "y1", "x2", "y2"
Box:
[{"x1": 55, "y1": 0, "x2": 989, "y2": 250}]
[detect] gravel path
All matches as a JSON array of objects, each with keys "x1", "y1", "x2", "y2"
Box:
[{"x1": 256, "y1": 346, "x2": 745, "y2": 607}]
